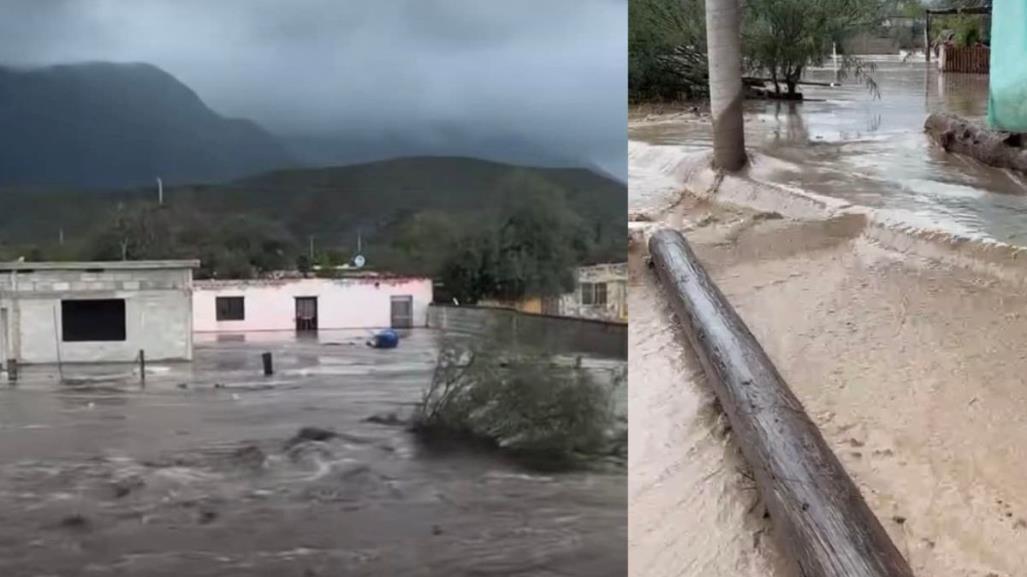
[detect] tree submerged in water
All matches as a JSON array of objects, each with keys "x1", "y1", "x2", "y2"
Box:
[
  {"x1": 412, "y1": 333, "x2": 622, "y2": 466},
  {"x1": 744, "y1": 0, "x2": 886, "y2": 98},
  {"x1": 629, "y1": 0, "x2": 887, "y2": 102}
]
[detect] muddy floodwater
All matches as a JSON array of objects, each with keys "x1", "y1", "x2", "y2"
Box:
[
  {"x1": 631, "y1": 56, "x2": 1027, "y2": 245},
  {"x1": 0, "y1": 330, "x2": 626, "y2": 577},
  {"x1": 630, "y1": 58, "x2": 1027, "y2": 577}
]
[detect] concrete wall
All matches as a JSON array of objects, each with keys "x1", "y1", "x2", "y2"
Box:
[
  {"x1": 193, "y1": 277, "x2": 433, "y2": 332},
  {"x1": 427, "y1": 304, "x2": 627, "y2": 359},
  {"x1": 0, "y1": 268, "x2": 193, "y2": 364}
]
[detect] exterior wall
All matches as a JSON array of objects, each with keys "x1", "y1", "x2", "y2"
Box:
[
  {"x1": 427, "y1": 304, "x2": 627, "y2": 359},
  {"x1": 559, "y1": 263, "x2": 628, "y2": 322},
  {"x1": 0, "y1": 267, "x2": 193, "y2": 364},
  {"x1": 478, "y1": 296, "x2": 542, "y2": 315},
  {"x1": 192, "y1": 277, "x2": 433, "y2": 332}
]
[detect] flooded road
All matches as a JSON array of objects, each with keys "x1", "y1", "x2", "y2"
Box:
[
  {"x1": 0, "y1": 330, "x2": 626, "y2": 577},
  {"x1": 631, "y1": 57, "x2": 1027, "y2": 245},
  {"x1": 630, "y1": 59, "x2": 1027, "y2": 575}
]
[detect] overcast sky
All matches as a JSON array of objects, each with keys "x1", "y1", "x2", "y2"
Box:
[{"x1": 1, "y1": 0, "x2": 627, "y2": 179}]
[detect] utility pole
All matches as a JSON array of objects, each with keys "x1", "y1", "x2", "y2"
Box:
[
  {"x1": 156, "y1": 177, "x2": 163, "y2": 205},
  {"x1": 704, "y1": 0, "x2": 747, "y2": 171},
  {"x1": 308, "y1": 235, "x2": 314, "y2": 261}
]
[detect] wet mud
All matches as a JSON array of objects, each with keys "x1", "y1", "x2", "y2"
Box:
[{"x1": 630, "y1": 58, "x2": 1027, "y2": 576}]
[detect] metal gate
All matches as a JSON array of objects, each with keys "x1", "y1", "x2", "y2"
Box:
[
  {"x1": 295, "y1": 297, "x2": 318, "y2": 332},
  {"x1": 390, "y1": 296, "x2": 413, "y2": 328}
]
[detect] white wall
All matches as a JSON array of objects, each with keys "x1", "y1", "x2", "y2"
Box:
[{"x1": 192, "y1": 277, "x2": 433, "y2": 332}]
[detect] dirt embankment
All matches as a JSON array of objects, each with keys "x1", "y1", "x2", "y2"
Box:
[{"x1": 630, "y1": 186, "x2": 1027, "y2": 577}]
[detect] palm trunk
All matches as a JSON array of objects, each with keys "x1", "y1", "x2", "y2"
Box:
[{"x1": 704, "y1": 0, "x2": 746, "y2": 171}]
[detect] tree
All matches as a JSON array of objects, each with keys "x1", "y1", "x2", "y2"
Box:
[
  {"x1": 629, "y1": 0, "x2": 709, "y2": 101},
  {"x1": 705, "y1": 0, "x2": 747, "y2": 170},
  {"x1": 83, "y1": 203, "x2": 299, "y2": 278},
  {"x1": 744, "y1": 0, "x2": 886, "y2": 98},
  {"x1": 439, "y1": 172, "x2": 590, "y2": 303}
]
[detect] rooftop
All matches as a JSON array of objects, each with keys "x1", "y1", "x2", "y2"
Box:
[{"x1": 0, "y1": 260, "x2": 200, "y2": 271}]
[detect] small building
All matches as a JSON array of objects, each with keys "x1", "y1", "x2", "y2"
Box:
[
  {"x1": 553, "y1": 262, "x2": 627, "y2": 322},
  {"x1": 479, "y1": 262, "x2": 628, "y2": 323},
  {"x1": 0, "y1": 260, "x2": 198, "y2": 366},
  {"x1": 192, "y1": 275, "x2": 433, "y2": 333}
]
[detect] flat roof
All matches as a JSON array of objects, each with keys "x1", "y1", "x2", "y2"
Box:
[{"x1": 0, "y1": 260, "x2": 200, "y2": 271}]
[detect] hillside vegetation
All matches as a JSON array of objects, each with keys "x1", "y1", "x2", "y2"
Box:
[{"x1": 0, "y1": 156, "x2": 625, "y2": 301}]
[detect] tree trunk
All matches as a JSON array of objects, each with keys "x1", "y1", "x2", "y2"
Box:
[
  {"x1": 704, "y1": 0, "x2": 746, "y2": 171},
  {"x1": 925, "y1": 113, "x2": 1027, "y2": 173},
  {"x1": 648, "y1": 229, "x2": 917, "y2": 577}
]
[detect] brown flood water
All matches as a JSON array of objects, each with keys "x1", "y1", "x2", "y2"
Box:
[
  {"x1": 0, "y1": 330, "x2": 626, "y2": 577},
  {"x1": 630, "y1": 58, "x2": 1027, "y2": 577},
  {"x1": 631, "y1": 57, "x2": 1027, "y2": 245}
]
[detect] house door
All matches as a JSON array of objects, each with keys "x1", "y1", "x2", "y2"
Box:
[
  {"x1": 295, "y1": 297, "x2": 318, "y2": 332},
  {"x1": 390, "y1": 296, "x2": 413, "y2": 328}
]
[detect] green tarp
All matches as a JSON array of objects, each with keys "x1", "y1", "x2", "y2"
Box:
[{"x1": 988, "y1": 0, "x2": 1027, "y2": 132}]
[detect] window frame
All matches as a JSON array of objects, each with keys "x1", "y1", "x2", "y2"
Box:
[
  {"x1": 215, "y1": 296, "x2": 246, "y2": 321},
  {"x1": 61, "y1": 299, "x2": 127, "y2": 342},
  {"x1": 580, "y1": 282, "x2": 595, "y2": 305}
]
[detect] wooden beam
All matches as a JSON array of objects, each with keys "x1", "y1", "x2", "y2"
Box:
[
  {"x1": 925, "y1": 113, "x2": 1027, "y2": 172},
  {"x1": 648, "y1": 229, "x2": 915, "y2": 577}
]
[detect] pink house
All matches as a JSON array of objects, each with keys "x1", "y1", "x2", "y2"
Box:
[{"x1": 192, "y1": 276, "x2": 433, "y2": 333}]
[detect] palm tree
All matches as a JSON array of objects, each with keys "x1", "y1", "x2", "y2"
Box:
[{"x1": 704, "y1": 0, "x2": 747, "y2": 170}]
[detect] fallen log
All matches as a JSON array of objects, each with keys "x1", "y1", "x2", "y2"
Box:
[
  {"x1": 925, "y1": 112, "x2": 1027, "y2": 173},
  {"x1": 648, "y1": 229, "x2": 915, "y2": 577}
]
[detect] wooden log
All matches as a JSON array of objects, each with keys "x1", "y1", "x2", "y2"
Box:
[
  {"x1": 648, "y1": 229, "x2": 915, "y2": 577},
  {"x1": 925, "y1": 112, "x2": 1027, "y2": 173}
]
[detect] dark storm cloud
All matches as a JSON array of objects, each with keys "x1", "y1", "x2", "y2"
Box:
[{"x1": 0, "y1": 0, "x2": 627, "y2": 178}]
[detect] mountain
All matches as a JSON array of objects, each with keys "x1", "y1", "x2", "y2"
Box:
[
  {"x1": 0, "y1": 62, "x2": 294, "y2": 189},
  {"x1": 282, "y1": 128, "x2": 592, "y2": 177}
]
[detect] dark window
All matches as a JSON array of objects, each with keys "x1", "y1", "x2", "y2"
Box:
[
  {"x1": 580, "y1": 282, "x2": 607, "y2": 307},
  {"x1": 62, "y1": 299, "x2": 126, "y2": 342},
  {"x1": 595, "y1": 282, "x2": 608, "y2": 306},
  {"x1": 216, "y1": 296, "x2": 245, "y2": 321}
]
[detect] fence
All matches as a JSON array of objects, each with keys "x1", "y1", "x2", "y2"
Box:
[{"x1": 941, "y1": 44, "x2": 990, "y2": 74}]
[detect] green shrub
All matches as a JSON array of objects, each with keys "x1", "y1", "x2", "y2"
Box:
[{"x1": 413, "y1": 336, "x2": 615, "y2": 463}]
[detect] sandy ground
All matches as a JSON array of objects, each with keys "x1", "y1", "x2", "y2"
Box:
[{"x1": 629, "y1": 195, "x2": 1027, "y2": 577}]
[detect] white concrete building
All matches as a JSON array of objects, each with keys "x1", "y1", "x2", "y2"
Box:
[
  {"x1": 0, "y1": 260, "x2": 198, "y2": 366},
  {"x1": 192, "y1": 276, "x2": 433, "y2": 333}
]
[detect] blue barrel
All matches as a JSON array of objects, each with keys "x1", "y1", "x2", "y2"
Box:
[{"x1": 367, "y1": 328, "x2": 399, "y2": 349}]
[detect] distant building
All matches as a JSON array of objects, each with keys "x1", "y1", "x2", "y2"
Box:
[
  {"x1": 0, "y1": 260, "x2": 198, "y2": 366},
  {"x1": 479, "y1": 262, "x2": 627, "y2": 323},
  {"x1": 192, "y1": 275, "x2": 433, "y2": 333},
  {"x1": 554, "y1": 263, "x2": 627, "y2": 322}
]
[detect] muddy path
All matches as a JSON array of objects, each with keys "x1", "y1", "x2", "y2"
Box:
[
  {"x1": 0, "y1": 330, "x2": 626, "y2": 577},
  {"x1": 630, "y1": 187, "x2": 1027, "y2": 576}
]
